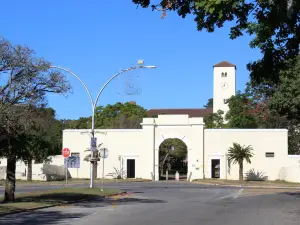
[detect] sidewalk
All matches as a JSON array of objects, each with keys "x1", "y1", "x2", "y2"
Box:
[{"x1": 193, "y1": 179, "x2": 300, "y2": 189}]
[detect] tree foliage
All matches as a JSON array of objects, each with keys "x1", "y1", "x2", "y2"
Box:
[
  {"x1": 203, "y1": 98, "x2": 213, "y2": 108},
  {"x1": 133, "y1": 0, "x2": 300, "y2": 86},
  {"x1": 94, "y1": 102, "x2": 147, "y2": 129},
  {"x1": 204, "y1": 109, "x2": 225, "y2": 128},
  {"x1": 159, "y1": 138, "x2": 187, "y2": 175},
  {"x1": 21, "y1": 107, "x2": 62, "y2": 181},
  {"x1": 0, "y1": 37, "x2": 70, "y2": 202},
  {"x1": 225, "y1": 91, "x2": 259, "y2": 128},
  {"x1": 61, "y1": 102, "x2": 148, "y2": 130}
]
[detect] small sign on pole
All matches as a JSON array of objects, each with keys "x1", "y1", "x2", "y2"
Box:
[
  {"x1": 91, "y1": 137, "x2": 97, "y2": 151},
  {"x1": 99, "y1": 148, "x2": 109, "y2": 191},
  {"x1": 64, "y1": 156, "x2": 80, "y2": 168},
  {"x1": 62, "y1": 148, "x2": 70, "y2": 158},
  {"x1": 62, "y1": 148, "x2": 71, "y2": 187}
]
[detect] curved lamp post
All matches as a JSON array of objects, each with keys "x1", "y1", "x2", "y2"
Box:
[{"x1": 50, "y1": 61, "x2": 156, "y2": 188}]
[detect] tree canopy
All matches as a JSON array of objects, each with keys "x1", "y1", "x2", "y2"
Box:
[
  {"x1": 0, "y1": 37, "x2": 70, "y2": 201},
  {"x1": 62, "y1": 102, "x2": 148, "y2": 130},
  {"x1": 133, "y1": 0, "x2": 300, "y2": 86}
]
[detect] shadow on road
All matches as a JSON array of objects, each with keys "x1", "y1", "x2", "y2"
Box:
[
  {"x1": 0, "y1": 196, "x2": 167, "y2": 224},
  {"x1": 279, "y1": 192, "x2": 300, "y2": 197},
  {"x1": 72, "y1": 197, "x2": 167, "y2": 208},
  {"x1": 0, "y1": 210, "x2": 88, "y2": 225},
  {"x1": 7, "y1": 193, "x2": 106, "y2": 204}
]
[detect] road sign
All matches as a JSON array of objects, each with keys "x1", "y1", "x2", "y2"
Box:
[
  {"x1": 91, "y1": 137, "x2": 97, "y2": 151},
  {"x1": 62, "y1": 148, "x2": 70, "y2": 158},
  {"x1": 99, "y1": 148, "x2": 109, "y2": 158},
  {"x1": 64, "y1": 156, "x2": 80, "y2": 168}
]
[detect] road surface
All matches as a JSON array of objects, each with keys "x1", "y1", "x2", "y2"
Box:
[{"x1": 1, "y1": 181, "x2": 300, "y2": 225}]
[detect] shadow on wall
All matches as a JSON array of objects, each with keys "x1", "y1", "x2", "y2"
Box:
[{"x1": 245, "y1": 168, "x2": 268, "y2": 181}]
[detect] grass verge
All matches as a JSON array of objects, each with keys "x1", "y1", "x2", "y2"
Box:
[
  {"x1": 0, "y1": 178, "x2": 151, "y2": 186},
  {"x1": 193, "y1": 179, "x2": 300, "y2": 187},
  {"x1": 0, "y1": 187, "x2": 121, "y2": 215}
]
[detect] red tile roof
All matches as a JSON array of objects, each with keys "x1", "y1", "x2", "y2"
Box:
[
  {"x1": 147, "y1": 108, "x2": 213, "y2": 118},
  {"x1": 213, "y1": 61, "x2": 236, "y2": 68}
]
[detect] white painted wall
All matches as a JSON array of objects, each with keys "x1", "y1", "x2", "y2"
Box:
[
  {"x1": 62, "y1": 129, "x2": 151, "y2": 180},
  {"x1": 204, "y1": 129, "x2": 300, "y2": 182},
  {"x1": 1, "y1": 115, "x2": 300, "y2": 183}
]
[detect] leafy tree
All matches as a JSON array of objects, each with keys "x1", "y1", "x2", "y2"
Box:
[
  {"x1": 203, "y1": 98, "x2": 213, "y2": 108},
  {"x1": 133, "y1": 0, "x2": 300, "y2": 86},
  {"x1": 159, "y1": 138, "x2": 187, "y2": 176},
  {"x1": 225, "y1": 91, "x2": 259, "y2": 128},
  {"x1": 227, "y1": 142, "x2": 254, "y2": 181},
  {"x1": 267, "y1": 56, "x2": 300, "y2": 154},
  {"x1": 22, "y1": 107, "x2": 61, "y2": 181},
  {"x1": 94, "y1": 102, "x2": 147, "y2": 129},
  {"x1": 0, "y1": 37, "x2": 70, "y2": 202},
  {"x1": 204, "y1": 109, "x2": 225, "y2": 128}
]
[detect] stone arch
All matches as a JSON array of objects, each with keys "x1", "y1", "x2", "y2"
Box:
[{"x1": 155, "y1": 132, "x2": 192, "y2": 150}]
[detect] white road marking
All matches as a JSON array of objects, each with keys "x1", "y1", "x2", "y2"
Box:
[
  {"x1": 233, "y1": 188, "x2": 243, "y2": 199},
  {"x1": 217, "y1": 189, "x2": 243, "y2": 200}
]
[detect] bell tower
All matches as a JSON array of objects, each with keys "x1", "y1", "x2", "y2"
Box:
[{"x1": 213, "y1": 61, "x2": 236, "y2": 117}]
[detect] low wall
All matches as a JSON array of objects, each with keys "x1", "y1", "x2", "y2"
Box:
[{"x1": 204, "y1": 129, "x2": 300, "y2": 182}]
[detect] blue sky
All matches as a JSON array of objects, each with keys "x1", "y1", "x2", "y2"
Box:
[{"x1": 0, "y1": 0, "x2": 260, "y2": 120}]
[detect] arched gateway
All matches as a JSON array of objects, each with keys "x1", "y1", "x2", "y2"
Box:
[{"x1": 141, "y1": 114, "x2": 204, "y2": 181}]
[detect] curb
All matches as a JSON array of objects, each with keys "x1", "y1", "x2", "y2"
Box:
[
  {"x1": 193, "y1": 182, "x2": 300, "y2": 189},
  {"x1": 0, "y1": 191, "x2": 127, "y2": 217}
]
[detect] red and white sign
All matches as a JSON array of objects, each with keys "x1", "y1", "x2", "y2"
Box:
[{"x1": 62, "y1": 148, "x2": 70, "y2": 158}]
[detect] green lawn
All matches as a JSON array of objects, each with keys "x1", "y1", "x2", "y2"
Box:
[{"x1": 0, "y1": 187, "x2": 121, "y2": 215}]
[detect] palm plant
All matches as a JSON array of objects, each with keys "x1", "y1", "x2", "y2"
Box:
[{"x1": 227, "y1": 142, "x2": 254, "y2": 181}]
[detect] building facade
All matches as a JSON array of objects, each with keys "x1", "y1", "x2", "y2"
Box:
[
  {"x1": 1, "y1": 61, "x2": 300, "y2": 183},
  {"x1": 60, "y1": 114, "x2": 299, "y2": 182}
]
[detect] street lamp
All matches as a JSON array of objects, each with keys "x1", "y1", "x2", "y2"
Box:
[
  {"x1": 171, "y1": 145, "x2": 175, "y2": 152},
  {"x1": 50, "y1": 61, "x2": 156, "y2": 188}
]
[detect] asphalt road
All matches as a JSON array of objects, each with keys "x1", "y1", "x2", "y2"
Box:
[{"x1": 1, "y1": 182, "x2": 300, "y2": 225}]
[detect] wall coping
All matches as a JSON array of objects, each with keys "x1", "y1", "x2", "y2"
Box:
[
  {"x1": 63, "y1": 129, "x2": 143, "y2": 133},
  {"x1": 205, "y1": 129, "x2": 288, "y2": 132}
]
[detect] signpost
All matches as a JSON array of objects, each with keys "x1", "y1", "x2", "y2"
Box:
[
  {"x1": 91, "y1": 137, "x2": 97, "y2": 151},
  {"x1": 64, "y1": 156, "x2": 80, "y2": 169},
  {"x1": 62, "y1": 148, "x2": 71, "y2": 187},
  {"x1": 62, "y1": 148, "x2": 70, "y2": 157},
  {"x1": 99, "y1": 148, "x2": 109, "y2": 191}
]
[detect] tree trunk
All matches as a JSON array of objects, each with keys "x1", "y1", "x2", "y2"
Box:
[
  {"x1": 239, "y1": 163, "x2": 244, "y2": 181},
  {"x1": 160, "y1": 153, "x2": 169, "y2": 176},
  {"x1": 4, "y1": 155, "x2": 16, "y2": 202},
  {"x1": 27, "y1": 159, "x2": 32, "y2": 181}
]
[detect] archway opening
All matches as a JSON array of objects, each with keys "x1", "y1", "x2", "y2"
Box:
[{"x1": 159, "y1": 138, "x2": 188, "y2": 181}]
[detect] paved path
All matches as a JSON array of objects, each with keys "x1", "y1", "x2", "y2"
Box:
[{"x1": 1, "y1": 182, "x2": 300, "y2": 225}]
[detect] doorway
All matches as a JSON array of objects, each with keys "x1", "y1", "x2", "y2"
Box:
[
  {"x1": 126, "y1": 159, "x2": 135, "y2": 178},
  {"x1": 211, "y1": 159, "x2": 220, "y2": 178},
  {"x1": 158, "y1": 138, "x2": 188, "y2": 181}
]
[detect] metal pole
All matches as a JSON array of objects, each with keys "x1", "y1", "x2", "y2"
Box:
[
  {"x1": 90, "y1": 109, "x2": 95, "y2": 188},
  {"x1": 101, "y1": 150, "x2": 105, "y2": 191},
  {"x1": 65, "y1": 167, "x2": 68, "y2": 188},
  {"x1": 50, "y1": 64, "x2": 155, "y2": 189}
]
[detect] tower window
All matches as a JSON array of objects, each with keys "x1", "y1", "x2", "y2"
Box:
[
  {"x1": 224, "y1": 99, "x2": 228, "y2": 104},
  {"x1": 221, "y1": 72, "x2": 227, "y2": 77}
]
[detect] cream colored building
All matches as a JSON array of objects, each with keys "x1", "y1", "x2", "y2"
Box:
[
  {"x1": 1, "y1": 61, "x2": 300, "y2": 182},
  {"x1": 60, "y1": 115, "x2": 300, "y2": 183}
]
